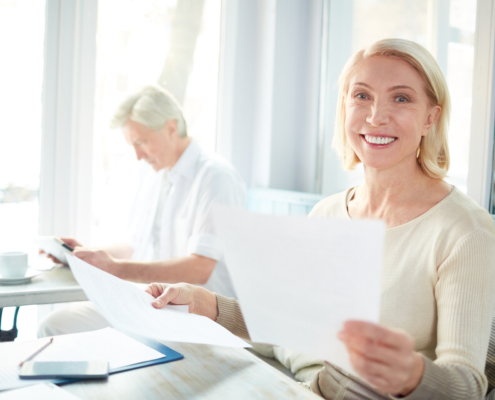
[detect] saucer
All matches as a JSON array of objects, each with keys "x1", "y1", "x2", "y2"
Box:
[{"x1": 0, "y1": 268, "x2": 43, "y2": 285}]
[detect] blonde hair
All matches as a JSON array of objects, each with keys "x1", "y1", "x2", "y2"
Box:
[
  {"x1": 110, "y1": 85, "x2": 187, "y2": 137},
  {"x1": 332, "y1": 39, "x2": 450, "y2": 179}
]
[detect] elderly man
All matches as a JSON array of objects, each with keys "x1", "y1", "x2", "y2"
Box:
[{"x1": 38, "y1": 85, "x2": 246, "y2": 336}]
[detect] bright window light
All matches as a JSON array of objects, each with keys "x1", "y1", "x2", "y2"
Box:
[{"x1": 0, "y1": 0, "x2": 46, "y2": 341}]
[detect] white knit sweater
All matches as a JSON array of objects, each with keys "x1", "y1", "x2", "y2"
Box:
[
  {"x1": 216, "y1": 186, "x2": 495, "y2": 399},
  {"x1": 308, "y1": 186, "x2": 495, "y2": 399}
]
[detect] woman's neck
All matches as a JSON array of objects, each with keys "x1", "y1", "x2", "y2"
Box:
[
  {"x1": 362, "y1": 161, "x2": 426, "y2": 207},
  {"x1": 349, "y1": 160, "x2": 451, "y2": 228}
]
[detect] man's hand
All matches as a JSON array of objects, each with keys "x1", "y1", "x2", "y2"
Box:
[
  {"x1": 145, "y1": 282, "x2": 218, "y2": 321},
  {"x1": 338, "y1": 320, "x2": 424, "y2": 397},
  {"x1": 73, "y1": 247, "x2": 118, "y2": 274},
  {"x1": 39, "y1": 237, "x2": 83, "y2": 264}
]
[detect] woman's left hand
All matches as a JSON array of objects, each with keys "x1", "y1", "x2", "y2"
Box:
[
  {"x1": 338, "y1": 320, "x2": 424, "y2": 397},
  {"x1": 145, "y1": 282, "x2": 219, "y2": 321}
]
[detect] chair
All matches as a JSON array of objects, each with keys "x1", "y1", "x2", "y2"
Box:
[
  {"x1": 0, "y1": 307, "x2": 20, "y2": 342},
  {"x1": 486, "y1": 317, "x2": 495, "y2": 398},
  {"x1": 484, "y1": 216, "x2": 495, "y2": 398}
]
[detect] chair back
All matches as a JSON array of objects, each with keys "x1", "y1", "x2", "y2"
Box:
[
  {"x1": 485, "y1": 216, "x2": 495, "y2": 398},
  {"x1": 486, "y1": 317, "x2": 495, "y2": 395},
  {"x1": 246, "y1": 187, "x2": 325, "y2": 216}
]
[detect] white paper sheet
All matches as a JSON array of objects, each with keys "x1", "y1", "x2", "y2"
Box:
[
  {"x1": 212, "y1": 205, "x2": 385, "y2": 373},
  {"x1": 0, "y1": 383, "x2": 81, "y2": 400},
  {"x1": 0, "y1": 327, "x2": 163, "y2": 391},
  {"x1": 66, "y1": 254, "x2": 248, "y2": 348}
]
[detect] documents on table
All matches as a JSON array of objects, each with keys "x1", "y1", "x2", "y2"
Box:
[
  {"x1": 0, "y1": 327, "x2": 164, "y2": 391},
  {"x1": 212, "y1": 205, "x2": 385, "y2": 374},
  {"x1": 0, "y1": 383, "x2": 81, "y2": 399},
  {"x1": 66, "y1": 254, "x2": 248, "y2": 348}
]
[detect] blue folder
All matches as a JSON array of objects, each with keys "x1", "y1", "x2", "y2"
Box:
[
  {"x1": 55, "y1": 331, "x2": 183, "y2": 385},
  {"x1": 110, "y1": 331, "x2": 184, "y2": 374}
]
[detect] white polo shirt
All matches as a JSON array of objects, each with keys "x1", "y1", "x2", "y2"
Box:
[{"x1": 126, "y1": 140, "x2": 246, "y2": 298}]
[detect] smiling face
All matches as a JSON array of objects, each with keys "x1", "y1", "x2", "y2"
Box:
[
  {"x1": 122, "y1": 119, "x2": 178, "y2": 171},
  {"x1": 344, "y1": 56, "x2": 440, "y2": 173}
]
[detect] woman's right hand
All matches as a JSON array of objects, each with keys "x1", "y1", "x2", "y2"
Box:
[
  {"x1": 39, "y1": 237, "x2": 83, "y2": 264},
  {"x1": 145, "y1": 282, "x2": 219, "y2": 322}
]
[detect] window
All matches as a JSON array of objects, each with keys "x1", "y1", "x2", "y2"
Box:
[{"x1": 0, "y1": 0, "x2": 46, "y2": 340}]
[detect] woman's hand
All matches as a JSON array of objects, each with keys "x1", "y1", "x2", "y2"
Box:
[
  {"x1": 338, "y1": 320, "x2": 424, "y2": 396},
  {"x1": 145, "y1": 282, "x2": 219, "y2": 321}
]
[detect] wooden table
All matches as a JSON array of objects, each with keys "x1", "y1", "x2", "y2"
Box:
[
  {"x1": 61, "y1": 341, "x2": 320, "y2": 400},
  {"x1": 0, "y1": 268, "x2": 318, "y2": 398},
  {"x1": 1, "y1": 269, "x2": 319, "y2": 398},
  {"x1": 0, "y1": 266, "x2": 87, "y2": 308}
]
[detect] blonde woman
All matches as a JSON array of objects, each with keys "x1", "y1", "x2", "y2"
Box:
[{"x1": 145, "y1": 39, "x2": 495, "y2": 399}]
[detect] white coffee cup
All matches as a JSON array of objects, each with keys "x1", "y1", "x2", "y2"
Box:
[{"x1": 0, "y1": 252, "x2": 29, "y2": 278}]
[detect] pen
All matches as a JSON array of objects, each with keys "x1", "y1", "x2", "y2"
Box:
[{"x1": 19, "y1": 337, "x2": 54, "y2": 367}]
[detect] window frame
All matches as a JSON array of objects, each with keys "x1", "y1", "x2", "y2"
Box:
[
  {"x1": 467, "y1": 0, "x2": 495, "y2": 210},
  {"x1": 39, "y1": 0, "x2": 97, "y2": 241}
]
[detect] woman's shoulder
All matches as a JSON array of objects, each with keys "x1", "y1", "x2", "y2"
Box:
[
  {"x1": 426, "y1": 187, "x2": 495, "y2": 239},
  {"x1": 309, "y1": 188, "x2": 353, "y2": 219}
]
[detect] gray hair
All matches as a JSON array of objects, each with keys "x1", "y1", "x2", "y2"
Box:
[{"x1": 110, "y1": 85, "x2": 187, "y2": 137}]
